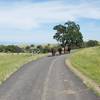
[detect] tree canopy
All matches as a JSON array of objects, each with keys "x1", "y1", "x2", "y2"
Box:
[
  {"x1": 53, "y1": 21, "x2": 83, "y2": 47},
  {"x1": 86, "y1": 40, "x2": 99, "y2": 47}
]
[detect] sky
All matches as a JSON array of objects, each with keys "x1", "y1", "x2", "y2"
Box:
[{"x1": 0, "y1": 0, "x2": 100, "y2": 44}]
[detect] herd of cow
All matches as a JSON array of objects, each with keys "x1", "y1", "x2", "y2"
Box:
[{"x1": 51, "y1": 46, "x2": 71, "y2": 56}]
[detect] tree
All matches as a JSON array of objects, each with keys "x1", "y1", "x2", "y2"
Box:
[
  {"x1": 25, "y1": 46, "x2": 31, "y2": 52},
  {"x1": 0, "y1": 45, "x2": 6, "y2": 52},
  {"x1": 86, "y1": 40, "x2": 99, "y2": 47},
  {"x1": 53, "y1": 24, "x2": 66, "y2": 47},
  {"x1": 30, "y1": 44, "x2": 35, "y2": 47},
  {"x1": 36, "y1": 45, "x2": 43, "y2": 53},
  {"x1": 53, "y1": 21, "x2": 83, "y2": 49},
  {"x1": 4, "y1": 45, "x2": 23, "y2": 53},
  {"x1": 37, "y1": 45, "x2": 43, "y2": 50}
]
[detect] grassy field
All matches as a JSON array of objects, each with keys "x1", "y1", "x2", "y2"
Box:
[
  {"x1": 0, "y1": 53, "x2": 46, "y2": 84},
  {"x1": 71, "y1": 47, "x2": 100, "y2": 85}
]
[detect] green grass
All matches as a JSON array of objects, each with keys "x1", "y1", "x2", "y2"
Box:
[
  {"x1": 0, "y1": 53, "x2": 46, "y2": 84},
  {"x1": 71, "y1": 47, "x2": 100, "y2": 85}
]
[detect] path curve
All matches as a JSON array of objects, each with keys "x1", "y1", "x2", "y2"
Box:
[{"x1": 0, "y1": 55, "x2": 99, "y2": 100}]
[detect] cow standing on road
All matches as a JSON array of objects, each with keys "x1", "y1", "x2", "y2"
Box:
[
  {"x1": 51, "y1": 48, "x2": 56, "y2": 56},
  {"x1": 68, "y1": 45, "x2": 71, "y2": 53},
  {"x1": 58, "y1": 47, "x2": 62, "y2": 55}
]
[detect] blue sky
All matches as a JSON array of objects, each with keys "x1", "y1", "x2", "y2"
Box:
[{"x1": 0, "y1": 0, "x2": 100, "y2": 44}]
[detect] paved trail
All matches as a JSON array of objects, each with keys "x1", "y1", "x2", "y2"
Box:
[{"x1": 0, "y1": 55, "x2": 99, "y2": 100}]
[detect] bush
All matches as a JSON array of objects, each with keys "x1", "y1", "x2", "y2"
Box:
[
  {"x1": 86, "y1": 40, "x2": 99, "y2": 47},
  {"x1": 0, "y1": 45, "x2": 23, "y2": 53}
]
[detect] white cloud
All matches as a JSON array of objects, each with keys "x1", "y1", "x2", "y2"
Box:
[
  {"x1": 0, "y1": 0, "x2": 100, "y2": 30},
  {"x1": 0, "y1": 30, "x2": 57, "y2": 44}
]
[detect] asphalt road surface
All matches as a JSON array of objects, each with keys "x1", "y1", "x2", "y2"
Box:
[{"x1": 0, "y1": 54, "x2": 99, "y2": 100}]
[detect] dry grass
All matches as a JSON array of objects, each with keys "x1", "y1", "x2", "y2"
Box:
[{"x1": 0, "y1": 53, "x2": 46, "y2": 84}]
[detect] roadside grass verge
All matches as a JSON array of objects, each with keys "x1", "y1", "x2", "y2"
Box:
[
  {"x1": 70, "y1": 47, "x2": 100, "y2": 85},
  {"x1": 0, "y1": 53, "x2": 46, "y2": 84}
]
